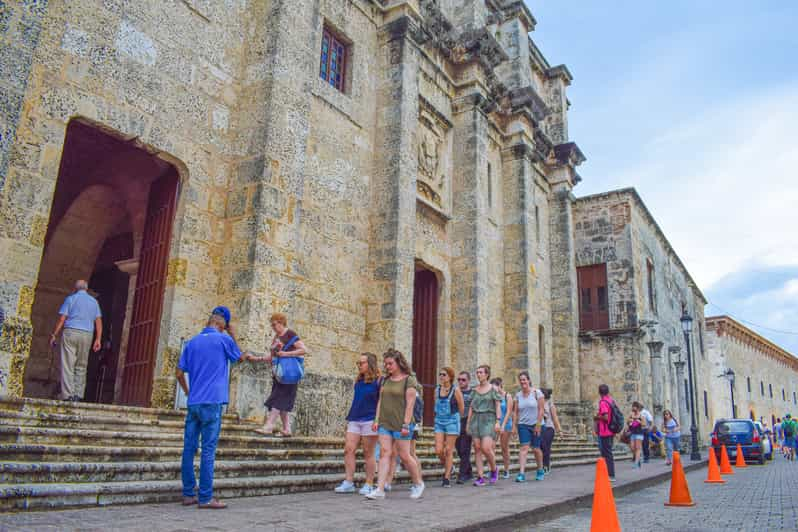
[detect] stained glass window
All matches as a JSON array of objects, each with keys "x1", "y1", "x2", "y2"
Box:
[{"x1": 319, "y1": 29, "x2": 347, "y2": 92}]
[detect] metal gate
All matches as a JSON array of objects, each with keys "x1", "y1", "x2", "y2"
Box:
[
  {"x1": 412, "y1": 269, "x2": 439, "y2": 426},
  {"x1": 119, "y1": 171, "x2": 179, "y2": 406}
]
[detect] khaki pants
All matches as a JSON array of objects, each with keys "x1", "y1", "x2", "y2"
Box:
[{"x1": 60, "y1": 328, "x2": 93, "y2": 400}]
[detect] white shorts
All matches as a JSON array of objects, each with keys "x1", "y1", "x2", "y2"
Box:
[{"x1": 347, "y1": 420, "x2": 377, "y2": 436}]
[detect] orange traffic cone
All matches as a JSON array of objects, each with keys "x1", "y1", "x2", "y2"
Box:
[
  {"x1": 719, "y1": 445, "x2": 734, "y2": 475},
  {"x1": 664, "y1": 451, "x2": 695, "y2": 507},
  {"x1": 735, "y1": 443, "x2": 748, "y2": 468},
  {"x1": 704, "y1": 447, "x2": 725, "y2": 484},
  {"x1": 590, "y1": 458, "x2": 621, "y2": 532}
]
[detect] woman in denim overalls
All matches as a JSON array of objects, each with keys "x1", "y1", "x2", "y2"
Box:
[{"x1": 434, "y1": 366, "x2": 464, "y2": 488}]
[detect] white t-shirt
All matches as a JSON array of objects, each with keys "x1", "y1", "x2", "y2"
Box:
[
  {"x1": 641, "y1": 408, "x2": 653, "y2": 429},
  {"x1": 516, "y1": 388, "x2": 545, "y2": 426}
]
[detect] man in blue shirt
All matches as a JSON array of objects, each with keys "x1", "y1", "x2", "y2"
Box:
[
  {"x1": 176, "y1": 312, "x2": 246, "y2": 509},
  {"x1": 49, "y1": 280, "x2": 102, "y2": 401}
]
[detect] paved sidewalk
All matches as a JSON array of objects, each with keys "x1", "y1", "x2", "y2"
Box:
[
  {"x1": 535, "y1": 455, "x2": 798, "y2": 531},
  {"x1": 0, "y1": 456, "x2": 704, "y2": 531}
]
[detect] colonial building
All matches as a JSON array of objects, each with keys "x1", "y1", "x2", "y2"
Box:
[
  {"x1": 0, "y1": 0, "x2": 717, "y2": 438},
  {"x1": 571, "y1": 188, "x2": 709, "y2": 433},
  {"x1": 705, "y1": 315, "x2": 798, "y2": 429}
]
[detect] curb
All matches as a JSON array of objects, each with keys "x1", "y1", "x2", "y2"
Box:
[{"x1": 451, "y1": 460, "x2": 708, "y2": 532}]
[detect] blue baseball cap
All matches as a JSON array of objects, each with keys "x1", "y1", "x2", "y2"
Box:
[{"x1": 211, "y1": 306, "x2": 231, "y2": 325}]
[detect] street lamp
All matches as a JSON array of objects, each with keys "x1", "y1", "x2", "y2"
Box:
[
  {"x1": 722, "y1": 367, "x2": 736, "y2": 418},
  {"x1": 681, "y1": 309, "x2": 701, "y2": 461}
]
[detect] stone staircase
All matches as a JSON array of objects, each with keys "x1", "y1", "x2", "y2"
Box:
[{"x1": 0, "y1": 397, "x2": 629, "y2": 512}]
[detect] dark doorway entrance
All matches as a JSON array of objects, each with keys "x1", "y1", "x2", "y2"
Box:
[
  {"x1": 412, "y1": 267, "x2": 439, "y2": 426},
  {"x1": 24, "y1": 119, "x2": 180, "y2": 406}
]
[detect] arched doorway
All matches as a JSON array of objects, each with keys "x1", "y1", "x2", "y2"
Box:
[
  {"x1": 412, "y1": 267, "x2": 440, "y2": 425},
  {"x1": 24, "y1": 119, "x2": 180, "y2": 406}
]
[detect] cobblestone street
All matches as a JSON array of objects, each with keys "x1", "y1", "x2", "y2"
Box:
[{"x1": 535, "y1": 456, "x2": 798, "y2": 531}]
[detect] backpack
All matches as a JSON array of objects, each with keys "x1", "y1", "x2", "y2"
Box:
[
  {"x1": 272, "y1": 335, "x2": 304, "y2": 384},
  {"x1": 785, "y1": 421, "x2": 795, "y2": 438},
  {"x1": 405, "y1": 377, "x2": 424, "y2": 424},
  {"x1": 602, "y1": 398, "x2": 624, "y2": 434}
]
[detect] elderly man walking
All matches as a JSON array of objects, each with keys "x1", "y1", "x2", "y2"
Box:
[
  {"x1": 176, "y1": 312, "x2": 245, "y2": 509},
  {"x1": 49, "y1": 280, "x2": 102, "y2": 401}
]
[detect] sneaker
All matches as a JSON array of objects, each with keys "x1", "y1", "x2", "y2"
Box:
[
  {"x1": 535, "y1": 468, "x2": 545, "y2": 481},
  {"x1": 544, "y1": 466, "x2": 551, "y2": 474},
  {"x1": 364, "y1": 489, "x2": 385, "y2": 500},
  {"x1": 473, "y1": 477, "x2": 486, "y2": 487},
  {"x1": 456, "y1": 477, "x2": 464, "y2": 485},
  {"x1": 358, "y1": 484, "x2": 373, "y2": 496},
  {"x1": 489, "y1": 469, "x2": 499, "y2": 484},
  {"x1": 384, "y1": 483, "x2": 392, "y2": 492},
  {"x1": 334, "y1": 481, "x2": 355, "y2": 493},
  {"x1": 441, "y1": 478, "x2": 451, "y2": 488},
  {"x1": 502, "y1": 470, "x2": 510, "y2": 480},
  {"x1": 643, "y1": 458, "x2": 650, "y2": 463},
  {"x1": 515, "y1": 473, "x2": 526, "y2": 483},
  {"x1": 409, "y1": 483, "x2": 425, "y2": 499}
]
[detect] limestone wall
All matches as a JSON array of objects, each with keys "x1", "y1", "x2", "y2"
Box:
[{"x1": 0, "y1": 0, "x2": 245, "y2": 402}]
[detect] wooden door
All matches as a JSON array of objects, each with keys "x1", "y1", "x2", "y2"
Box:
[
  {"x1": 119, "y1": 171, "x2": 179, "y2": 406},
  {"x1": 577, "y1": 263, "x2": 609, "y2": 331},
  {"x1": 412, "y1": 269, "x2": 439, "y2": 426}
]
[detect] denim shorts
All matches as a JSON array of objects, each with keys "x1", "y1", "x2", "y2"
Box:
[
  {"x1": 378, "y1": 424, "x2": 415, "y2": 441},
  {"x1": 630, "y1": 434, "x2": 644, "y2": 441},
  {"x1": 435, "y1": 416, "x2": 460, "y2": 435},
  {"x1": 518, "y1": 424, "x2": 542, "y2": 448}
]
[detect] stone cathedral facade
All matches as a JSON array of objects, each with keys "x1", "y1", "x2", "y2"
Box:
[{"x1": 3, "y1": 0, "x2": 793, "y2": 439}]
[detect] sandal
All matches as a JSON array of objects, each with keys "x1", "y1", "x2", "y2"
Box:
[
  {"x1": 198, "y1": 499, "x2": 227, "y2": 509},
  {"x1": 254, "y1": 427, "x2": 274, "y2": 436},
  {"x1": 279, "y1": 431, "x2": 292, "y2": 437}
]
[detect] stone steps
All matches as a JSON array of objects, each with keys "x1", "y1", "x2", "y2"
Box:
[
  {"x1": 0, "y1": 455, "x2": 623, "y2": 512},
  {"x1": 0, "y1": 447, "x2": 610, "y2": 484},
  {"x1": 0, "y1": 440, "x2": 605, "y2": 464},
  {"x1": 0, "y1": 397, "x2": 628, "y2": 512}
]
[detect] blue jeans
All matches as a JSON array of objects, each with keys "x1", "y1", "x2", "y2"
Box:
[
  {"x1": 665, "y1": 436, "x2": 680, "y2": 462},
  {"x1": 182, "y1": 403, "x2": 224, "y2": 503}
]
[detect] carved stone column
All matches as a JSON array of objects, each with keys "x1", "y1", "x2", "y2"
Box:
[
  {"x1": 647, "y1": 341, "x2": 664, "y2": 421},
  {"x1": 673, "y1": 357, "x2": 689, "y2": 427}
]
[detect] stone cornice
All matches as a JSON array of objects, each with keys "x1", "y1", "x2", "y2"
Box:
[
  {"x1": 552, "y1": 142, "x2": 586, "y2": 168},
  {"x1": 500, "y1": 142, "x2": 542, "y2": 163},
  {"x1": 498, "y1": 0, "x2": 536, "y2": 31},
  {"x1": 507, "y1": 86, "x2": 550, "y2": 122},
  {"x1": 706, "y1": 315, "x2": 798, "y2": 371},
  {"x1": 546, "y1": 64, "x2": 573, "y2": 85}
]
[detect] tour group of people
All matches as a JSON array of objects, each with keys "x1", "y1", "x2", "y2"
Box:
[{"x1": 332, "y1": 350, "x2": 563, "y2": 500}]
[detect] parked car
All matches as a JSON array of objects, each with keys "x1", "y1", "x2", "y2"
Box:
[
  {"x1": 753, "y1": 421, "x2": 773, "y2": 461},
  {"x1": 711, "y1": 418, "x2": 766, "y2": 465}
]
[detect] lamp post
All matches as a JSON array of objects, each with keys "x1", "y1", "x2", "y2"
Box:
[
  {"x1": 681, "y1": 309, "x2": 701, "y2": 461},
  {"x1": 722, "y1": 367, "x2": 736, "y2": 418}
]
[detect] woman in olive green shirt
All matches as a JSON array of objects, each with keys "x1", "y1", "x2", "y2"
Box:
[
  {"x1": 466, "y1": 364, "x2": 503, "y2": 486},
  {"x1": 365, "y1": 349, "x2": 425, "y2": 500}
]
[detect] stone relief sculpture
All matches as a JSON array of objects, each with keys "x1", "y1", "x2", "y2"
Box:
[{"x1": 417, "y1": 109, "x2": 449, "y2": 209}]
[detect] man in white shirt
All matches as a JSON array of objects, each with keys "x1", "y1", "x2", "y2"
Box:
[{"x1": 639, "y1": 403, "x2": 654, "y2": 463}]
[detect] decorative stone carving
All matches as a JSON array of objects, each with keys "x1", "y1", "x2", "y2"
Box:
[{"x1": 417, "y1": 98, "x2": 451, "y2": 211}]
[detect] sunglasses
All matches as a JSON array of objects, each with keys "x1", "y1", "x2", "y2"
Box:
[
  {"x1": 458, "y1": 377, "x2": 468, "y2": 382},
  {"x1": 438, "y1": 372, "x2": 448, "y2": 377}
]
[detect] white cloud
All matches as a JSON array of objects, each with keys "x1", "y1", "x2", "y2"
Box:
[{"x1": 609, "y1": 83, "x2": 798, "y2": 290}]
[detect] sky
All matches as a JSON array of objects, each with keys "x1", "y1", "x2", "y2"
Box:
[{"x1": 527, "y1": 1, "x2": 798, "y2": 354}]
